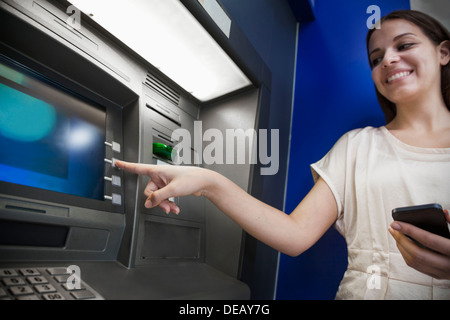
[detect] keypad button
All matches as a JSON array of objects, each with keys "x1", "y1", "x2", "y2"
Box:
[
  {"x1": 34, "y1": 284, "x2": 56, "y2": 294},
  {"x1": 46, "y1": 267, "x2": 69, "y2": 275},
  {"x1": 71, "y1": 290, "x2": 95, "y2": 300},
  {"x1": 53, "y1": 275, "x2": 70, "y2": 283},
  {"x1": 19, "y1": 268, "x2": 40, "y2": 276},
  {"x1": 27, "y1": 276, "x2": 48, "y2": 285},
  {"x1": 42, "y1": 292, "x2": 66, "y2": 300},
  {"x1": 2, "y1": 277, "x2": 26, "y2": 286},
  {"x1": 9, "y1": 285, "x2": 34, "y2": 296},
  {"x1": 62, "y1": 282, "x2": 86, "y2": 291},
  {"x1": 0, "y1": 269, "x2": 18, "y2": 277}
]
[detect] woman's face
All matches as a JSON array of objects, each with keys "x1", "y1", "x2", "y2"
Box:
[{"x1": 368, "y1": 19, "x2": 448, "y2": 106}]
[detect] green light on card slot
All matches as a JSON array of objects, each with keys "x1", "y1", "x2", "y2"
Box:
[{"x1": 153, "y1": 142, "x2": 174, "y2": 161}]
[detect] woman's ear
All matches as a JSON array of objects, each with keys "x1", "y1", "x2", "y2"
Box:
[{"x1": 439, "y1": 40, "x2": 450, "y2": 66}]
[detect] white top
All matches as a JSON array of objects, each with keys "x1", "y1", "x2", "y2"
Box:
[{"x1": 311, "y1": 126, "x2": 450, "y2": 299}]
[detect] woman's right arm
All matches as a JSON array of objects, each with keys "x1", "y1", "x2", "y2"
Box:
[{"x1": 115, "y1": 160, "x2": 338, "y2": 257}]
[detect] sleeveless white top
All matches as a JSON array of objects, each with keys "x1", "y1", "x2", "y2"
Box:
[{"x1": 311, "y1": 126, "x2": 450, "y2": 299}]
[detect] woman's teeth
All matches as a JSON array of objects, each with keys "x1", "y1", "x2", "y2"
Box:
[{"x1": 387, "y1": 71, "x2": 412, "y2": 83}]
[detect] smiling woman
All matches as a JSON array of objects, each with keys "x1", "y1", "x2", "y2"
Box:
[{"x1": 366, "y1": 10, "x2": 450, "y2": 124}]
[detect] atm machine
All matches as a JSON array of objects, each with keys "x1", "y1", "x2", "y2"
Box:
[{"x1": 0, "y1": 0, "x2": 272, "y2": 299}]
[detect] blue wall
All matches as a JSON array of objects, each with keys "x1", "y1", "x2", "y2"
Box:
[
  {"x1": 219, "y1": 0, "x2": 298, "y2": 299},
  {"x1": 277, "y1": 0, "x2": 410, "y2": 299}
]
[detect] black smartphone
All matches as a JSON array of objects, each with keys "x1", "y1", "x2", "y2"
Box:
[{"x1": 392, "y1": 203, "x2": 450, "y2": 239}]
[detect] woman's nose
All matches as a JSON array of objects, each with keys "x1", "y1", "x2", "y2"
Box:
[{"x1": 382, "y1": 50, "x2": 400, "y2": 68}]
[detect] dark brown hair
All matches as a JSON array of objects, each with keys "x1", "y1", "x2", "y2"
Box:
[{"x1": 366, "y1": 10, "x2": 450, "y2": 123}]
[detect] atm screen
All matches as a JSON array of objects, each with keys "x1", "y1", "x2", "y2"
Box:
[{"x1": 0, "y1": 60, "x2": 106, "y2": 201}]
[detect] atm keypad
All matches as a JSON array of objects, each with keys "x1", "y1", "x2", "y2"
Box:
[{"x1": 0, "y1": 267, "x2": 103, "y2": 300}]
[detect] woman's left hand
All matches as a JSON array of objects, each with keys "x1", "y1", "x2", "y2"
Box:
[{"x1": 389, "y1": 210, "x2": 450, "y2": 279}]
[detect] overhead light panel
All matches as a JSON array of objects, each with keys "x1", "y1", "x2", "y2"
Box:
[{"x1": 69, "y1": 0, "x2": 252, "y2": 102}]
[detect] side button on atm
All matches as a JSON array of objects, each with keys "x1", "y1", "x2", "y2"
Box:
[
  {"x1": 104, "y1": 175, "x2": 121, "y2": 187},
  {"x1": 104, "y1": 158, "x2": 118, "y2": 168},
  {"x1": 105, "y1": 141, "x2": 121, "y2": 153},
  {"x1": 104, "y1": 193, "x2": 122, "y2": 206}
]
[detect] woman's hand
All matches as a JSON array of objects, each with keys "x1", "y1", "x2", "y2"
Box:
[
  {"x1": 389, "y1": 210, "x2": 450, "y2": 279},
  {"x1": 115, "y1": 160, "x2": 217, "y2": 214}
]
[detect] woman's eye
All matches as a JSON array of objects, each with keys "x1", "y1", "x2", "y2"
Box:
[
  {"x1": 372, "y1": 56, "x2": 383, "y2": 67},
  {"x1": 398, "y1": 43, "x2": 414, "y2": 50}
]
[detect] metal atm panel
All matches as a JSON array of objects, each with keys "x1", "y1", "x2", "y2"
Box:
[{"x1": 0, "y1": 0, "x2": 269, "y2": 300}]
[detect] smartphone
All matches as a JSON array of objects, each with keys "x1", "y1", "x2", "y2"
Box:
[{"x1": 392, "y1": 203, "x2": 450, "y2": 239}]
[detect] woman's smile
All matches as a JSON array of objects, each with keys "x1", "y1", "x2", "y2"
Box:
[{"x1": 386, "y1": 70, "x2": 413, "y2": 84}]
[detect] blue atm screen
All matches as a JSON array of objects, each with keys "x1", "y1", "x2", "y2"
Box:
[{"x1": 0, "y1": 62, "x2": 106, "y2": 201}]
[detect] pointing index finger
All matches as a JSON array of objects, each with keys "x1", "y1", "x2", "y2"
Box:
[{"x1": 115, "y1": 160, "x2": 154, "y2": 176}]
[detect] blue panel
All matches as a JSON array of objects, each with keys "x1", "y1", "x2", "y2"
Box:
[{"x1": 277, "y1": 0, "x2": 410, "y2": 299}]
